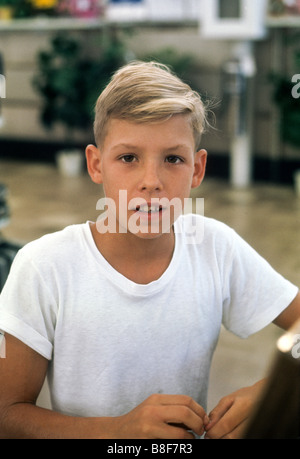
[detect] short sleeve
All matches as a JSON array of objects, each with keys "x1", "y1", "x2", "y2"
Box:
[
  {"x1": 0, "y1": 247, "x2": 57, "y2": 359},
  {"x1": 222, "y1": 230, "x2": 299, "y2": 338}
]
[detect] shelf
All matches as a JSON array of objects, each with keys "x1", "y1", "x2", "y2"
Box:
[
  {"x1": 0, "y1": 15, "x2": 299, "y2": 33},
  {"x1": 0, "y1": 16, "x2": 198, "y2": 32},
  {"x1": 266, "y1": 15, "x2": 300, "y2": 28},
  {"x1": 0, "y1": 17, "x2": 108, "y2": 31}
]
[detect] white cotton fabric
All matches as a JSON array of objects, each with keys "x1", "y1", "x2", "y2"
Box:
[{"x1": 0, "y1": 215, "x2": 298, "y2": 416}]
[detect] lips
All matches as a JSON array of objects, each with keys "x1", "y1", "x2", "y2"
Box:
[{"x1": 135, "y1": 203, "x2": 163, "y2": 213}]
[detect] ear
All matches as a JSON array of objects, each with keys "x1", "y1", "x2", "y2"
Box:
[
  {"x1": 191, "y1": 149, "x2": 207, "y2": 189},
  {"x1": 85, "y1": 144, "x2": 103, "y2": 184}
]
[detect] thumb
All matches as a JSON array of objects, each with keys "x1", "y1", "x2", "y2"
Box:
[{"x1": 205, "y1": 397, "x2": 234, "y2": 431}]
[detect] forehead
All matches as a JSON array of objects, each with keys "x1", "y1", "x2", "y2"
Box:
[{"x1": 103, "y1": 115, "x2": 195, "y2": 151}]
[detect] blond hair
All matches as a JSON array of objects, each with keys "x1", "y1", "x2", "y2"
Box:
[{"x1": 93, "y1": 61, "x2": 208, "y2": 150}]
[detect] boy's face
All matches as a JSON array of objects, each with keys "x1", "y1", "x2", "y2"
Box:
[{"x1": 86, "y1": 115, "x2": 207, "y2": 239}]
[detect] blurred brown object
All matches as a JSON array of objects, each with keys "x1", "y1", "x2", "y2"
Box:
[{"x1": 243, "y1": 319, "x2": 300, "y2": 439}]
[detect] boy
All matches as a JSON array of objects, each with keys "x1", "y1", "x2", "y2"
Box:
[{"x1": 0, "y1": 61, "x2": 299, "y2": 439}]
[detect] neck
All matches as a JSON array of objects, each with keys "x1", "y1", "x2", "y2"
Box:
[{"x1": 90, "y1": 223, "x2": 175, "y2": 283}]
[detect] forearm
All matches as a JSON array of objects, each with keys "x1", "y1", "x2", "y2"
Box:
[
  {"x1": 0, "y1": 403, "x2": 118, "y2": 439},
  {"x1": 0, "y1": 393, "x2": 207, "y2": 439}
]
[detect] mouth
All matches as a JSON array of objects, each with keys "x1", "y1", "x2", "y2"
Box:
[{"x1": 135, "y1": 204, "x2": 163, "y2": 214}]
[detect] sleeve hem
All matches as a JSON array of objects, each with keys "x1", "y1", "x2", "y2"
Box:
[
  {"x1": 227, "y1": 286, "x2": 299, "y2": 339},
  {"x1": 0, "y1": 312, "x2": 53, "y2": 360}
]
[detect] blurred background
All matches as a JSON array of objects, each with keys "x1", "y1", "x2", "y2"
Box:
[{"x1": 0, "y1": 0, "x2": 299, "y2": 414}]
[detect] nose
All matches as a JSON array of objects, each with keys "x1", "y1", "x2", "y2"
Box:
[{"x1": 139, "y1": 161, "x2": 163, "y2": 193}]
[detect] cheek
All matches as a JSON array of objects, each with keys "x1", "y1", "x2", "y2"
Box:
[{"x1": 180, "y1": 169, "x2": 195, "y2": 188}]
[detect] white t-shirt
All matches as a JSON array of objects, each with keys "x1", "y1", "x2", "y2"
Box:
[{"x1": 0, "y1": 215, "x2": 298, "y2": 417}]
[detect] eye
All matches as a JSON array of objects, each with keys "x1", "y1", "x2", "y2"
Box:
[
  {"x1": 165, "y1": 155, "x2": 184, "y2": 164},
  {"x1": 120, "y1": 154, "x2": 136, "y2": 163}
]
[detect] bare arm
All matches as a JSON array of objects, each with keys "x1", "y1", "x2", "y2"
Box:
[
  {"x1": 0, "y1": 334, "x2": 114, "y2": 439},
  {"x1": 272, "y1": 291, "x2": 300, "y2": 330},
  {"x1": 0, "y1": 334, "x2": 206, "y2": 439}
]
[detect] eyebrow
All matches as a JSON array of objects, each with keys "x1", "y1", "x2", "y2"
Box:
[
  {"x1": 111, "y1": 143, "x2": 190, "y2": 152},
  {"x1": 164, "y1": 144, "x2": 190, "y2": 152},
  {"x1": 111, "y1": 143, "x2": 139, "y2": 151}
]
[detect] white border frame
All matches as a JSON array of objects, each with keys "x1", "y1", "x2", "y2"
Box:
[{"x1": 201, "y1": 0, "x2": 268, "y2": 40}]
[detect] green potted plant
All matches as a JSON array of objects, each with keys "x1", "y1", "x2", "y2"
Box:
[
  {"x1": 33, "y1": 31, "x2": 127, "y2": 175},
  {"x1": 271, "y1": 31, "x2": 300, "y2": 194},
  {"x1": 142, "y1": 47, "x2": 196, "y2": 84},
  {"x1": 0, "y1": 0, "x2": 15, "y2": 19},
  {"x1": 0, "y1": 0, "x2": 37, "y2": 19}
]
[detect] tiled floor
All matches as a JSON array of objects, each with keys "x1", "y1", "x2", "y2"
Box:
[{"x1": 0, "y1": 158, "x2": 299, "y2": 413}]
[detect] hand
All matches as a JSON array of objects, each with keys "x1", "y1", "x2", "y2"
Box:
[
  {"x1": 204, "y1": 380, "x2": 266, "y2": 439},
  {"x1": 113, "y1": 393, "x2": 207, "y2": 439}
]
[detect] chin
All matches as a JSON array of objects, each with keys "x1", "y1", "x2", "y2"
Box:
[{"x1": 129, "y1": 225, "x2": 174, "y2": 241}]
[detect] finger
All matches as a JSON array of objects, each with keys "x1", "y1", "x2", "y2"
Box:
[
  {"x1": 218, "y1": 420, "x2": 248, "y2": 440},
  {"x1": 148, "y1": 394, "x2": 206, "y2": 423},
  {"x1": 168, "y1": 422, "x2": 204, "y2": 438},
  {"x1": 204, "y1": 406, "x2": 247, "y2": 439},
  {"x1": 163, "y1": 405, "x2": 205, "y2": 437},
  {"x1": 161, "y1": 394, "x2": 207, "y2": 420},
  {"x1": 157, "y1": 423, "x2": 196, "y2": 440},
  {"x1": 205, "y1": 397, "x2": 234, "y2": 431}
]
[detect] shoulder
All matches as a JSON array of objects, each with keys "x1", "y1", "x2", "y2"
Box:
[
  {"x1": 16, "y1": 223, "x2": 88, "y2": 269},
  {"x1": 175, "y1": 214, "x2": 236, "y2": 247},
  {"x1": 174, "y1": 215, "x2": 240, "y2": 274}
]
